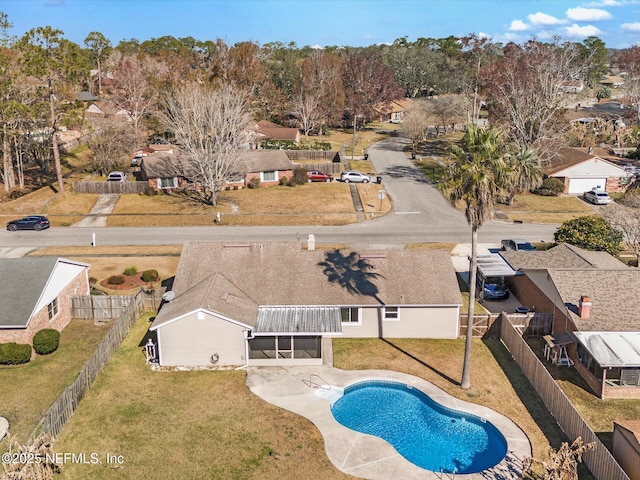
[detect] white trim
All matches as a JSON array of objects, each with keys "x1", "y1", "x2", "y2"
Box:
[
  {"x1": 260, "y1": 170, "x2": 278, "y2": 182},
  {"x1": 150, "y1": 308, "x2": 253, "y2": 331},
  {"x1": 340, "y1": 307, "x2": 362, "y2": 326},
  {"x1": 159, "y1": 177, "x2": 178, "y2": 189},
  {"x1": 383, "y1": 306, "x2": 400, "y2": 321}
]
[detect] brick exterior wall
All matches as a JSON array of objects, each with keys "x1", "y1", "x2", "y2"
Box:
[
  {"x1": 147, "y1": 176, "x2": 191, "y2": 193},
  {"x1": 0, "y1": 269, "x2": 89, "y2": 346},
  {"x1": 244, "y1": 169, "x2": 293, "y2": 187}
]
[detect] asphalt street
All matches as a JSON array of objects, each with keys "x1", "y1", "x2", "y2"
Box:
[{"x1": 0, "y1": 135, "x2": 559, "y2": 250}]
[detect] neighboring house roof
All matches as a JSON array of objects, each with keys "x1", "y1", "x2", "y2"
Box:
[
  {"x1": 542, "y1": 147, "x2": 627, "y2": 177},
  {"x1": 613, "y1": 420, "x2": 640, "y2": 444},
  {"x1": 255, "y1": 120, "x2": 300, "y2": 141},
  {"x1": 0, "y1": 257, "x2": 90, "y2": 329},
  {"x1": 574, "y1": 332, "x2": 640, "y2": 367},
  {"x1": 237, "y1": 150, "x2": 292, "y2": 173},
  {"x1": 139, "y1": 152, "x2": 190, "y2": 180},
  {"x1": 75, "y1": 91, "x2": 98, "y2": 102},
  {"x1": 501, "y1": 243, "x2": 628, "y2": 271},
  {"x1": 504, "y1": 243, "x2": 638, "y2": 331},
  {"x1": 375, "y1": 98, "x2": 415, "y2": 115},
  {"x1": 85, "y1": 104, "x2": 105, "y2": 116}
]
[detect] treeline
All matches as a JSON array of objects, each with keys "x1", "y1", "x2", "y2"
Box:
[{"x1": 2, "y1": 7, "x2": 640, "y2": 195}]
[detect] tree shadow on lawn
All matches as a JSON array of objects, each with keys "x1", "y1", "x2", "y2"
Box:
[
  {"x1": 381, "y1": 338, "x2": 460, "y2": 386},
  {"x1": 483, "y1": 339, "x2": 596, "y2": 480}
]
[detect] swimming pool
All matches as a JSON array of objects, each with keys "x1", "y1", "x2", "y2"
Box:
[{"x1": 331, "y1": 380, "x2": 508, "y2": 474}]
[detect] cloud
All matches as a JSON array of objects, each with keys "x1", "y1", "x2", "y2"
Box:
[
  {"x1": 528, "y1": 12, "x2": 565, "y2": 26},
  {"x1": 621, "y1": 22, "x2": 640, "y2": 31},
  {"x1": 509, "y1": 20, "x2": 528, "y2": 31},
  {"x1": 584, "y1": 0, "x2": 622, "y2": 6},
  {"x1": 566, "y1": 7, "x2": 612, "y2": 21},
  {"x1": 565, "y1": 24, "x2": 604, "y2": 37}
]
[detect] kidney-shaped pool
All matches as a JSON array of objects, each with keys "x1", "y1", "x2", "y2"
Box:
[{"x1": 331, "y1": 380, "x2": 508, "y2": 474}]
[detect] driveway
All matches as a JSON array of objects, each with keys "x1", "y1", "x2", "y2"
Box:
[{"x1": 71, "y1": 194, "x2": 119, "y2": 228}]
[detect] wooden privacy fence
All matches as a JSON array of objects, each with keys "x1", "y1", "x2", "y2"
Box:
[
  {"x1": 292, "y1": 162, "x2": 342, "y2": 175},
  {"x1": 284, "y1": 150, "x2": 340, "y2": 163},
  {"x1": 73, "y1": 181, "x2": 148, "y2": 194},
  {"x1": 71, "y1": 289, "x2": 163, "y2": 320},
  {"x1": 29, "y1": 288, "x2": 160, "y2": 441},
  {"x1": 459, "y1": 312, "x2": 553, "y2": 339},
  {"x1": 500, "y1": 314, "x2": 629, "y2": 480}
]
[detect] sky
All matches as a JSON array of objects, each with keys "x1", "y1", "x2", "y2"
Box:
[{"x1": 3, "y1": 0, "x2": 640, "y2": 49}]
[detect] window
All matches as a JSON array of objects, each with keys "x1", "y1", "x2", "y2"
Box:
[
  {"x1": 261, "y1": 171, "x2": 276, "y2": 182},
  {"x1": 341, "y1": 307, "x2": 360, "y2": 324},
  {"x1": 47, "y1": 297, "x2": 59, "y2": 320},
  {"x1": 384, "y1": 307, "x2": 399, "y2": 321},
  {"x1": 160, "y1": 177, "x2": 177, "y2": 189}
]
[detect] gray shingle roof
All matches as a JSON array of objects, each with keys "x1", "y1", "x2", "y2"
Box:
[
  {"x1": 501, "y1": 243, "x2": 628, "y2": 271},
  {"x1": 0, "y1": 257, "x2": 60, "y2": 328},
  {"x1": 170, "y1": 242, "x2": 462, "y2": 308}
]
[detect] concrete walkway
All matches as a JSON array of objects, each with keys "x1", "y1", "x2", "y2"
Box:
[
  {"x1": 71, "y1": 194, "x2": 119, "y2": 227},
  {"x1": 247, "y1": 366, "x2": 531, "y2": 480}
]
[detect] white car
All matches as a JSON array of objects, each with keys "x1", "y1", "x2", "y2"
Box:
[
  {"x1": 107, "y1": 172, "x2": 126, "y2": 182},
  {"x1": 583, "y1": 189, "x2": 612, "y2": 205},
  {"x1": 340, "y1": 171, "x2": 371, "y2": 183}
]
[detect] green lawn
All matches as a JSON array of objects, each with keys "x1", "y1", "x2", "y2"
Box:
[{"x1": 0, "y1": 320, "x2": 109, "y2": 444}]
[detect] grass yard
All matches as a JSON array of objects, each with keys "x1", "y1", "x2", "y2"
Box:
[
  {"x1": 497, "y1": 193, "x2": 594, "y2": 223},
  {"x1": 53, "y1": 316, "x2": 350, "y2": 480},
  {"x1": 0, "y1": 189, "x2": 98, "y2": 227},
  {"x1": 109, "y1": 183, "x2": 362, "y2": 227},
  {"x1": 0, "y1": 320, "x2": 109, "y2": 444}
]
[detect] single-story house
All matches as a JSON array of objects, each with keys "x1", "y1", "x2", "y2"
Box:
[
  {"x1": 148, "y1": 242, "x2": 462, "y2": 368},
  {"x1": 227, "y1": 150, "x2": 293, "y2": 187},
  {"x1": 255, "y1": 120, "x2": 300, "y2": 144},
  {"x1": 612, "y1": 420, "x2": 640, "y2": 480},
  {"x1": 501, "y1": 243, "x2": 640, "y2": 399},
  {"x1": 139, "y1": 150, "x2": 193, "y2": 192},
  {"x1": 374, "y1": 98, "x2": 415, "y2": 123},
  {"x1": 600, "y1": 75, "x2": 625, "y2": 88},
  {"x1": 543, "y1": 147, "x2": 629, "y2": 194},
  {"x1": 0, "y1": 257, "x2": 90, "y2": 345},
  {"x1": 560, "y1": 80, "x2": 584, "y2": 94},
  {"x1": 140, "y1": 149, "x2": 294, "y2": 192}
]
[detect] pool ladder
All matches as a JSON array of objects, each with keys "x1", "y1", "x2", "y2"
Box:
[
  {"x1": 437, "y1": 469, "x2": 456, "y2": 479},
  {"x1": 302, "y1": 373, "x2": 331, "y2": 391}
]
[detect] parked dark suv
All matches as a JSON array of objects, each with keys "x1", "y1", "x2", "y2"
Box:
[{"x1": 6, "y1": 215, "x2": 50, "y2": 231}]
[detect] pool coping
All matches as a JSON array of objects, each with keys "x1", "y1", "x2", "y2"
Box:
[{"x1": 246, "y1": 366, "x2": 531, "y2": 480}]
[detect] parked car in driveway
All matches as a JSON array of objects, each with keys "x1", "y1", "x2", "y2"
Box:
[
  {"x1": 306, "y1": 170, "x2": 333, "y2": 182},
  {"x1": 583, "y1": 189, "x2": 612, "y2": 205},
  {"x1": 107, "y1": 171, "x2": 126, "y2": 182},
  {"x1": 339, "y1": 171, "x2": 371, "y2": 183},
  {"x1": 501, "y1": 239, "x2": 536, "y2": 251},
  {"x1": 6, "y1": 215, "x2": 50, "y2": 231}
]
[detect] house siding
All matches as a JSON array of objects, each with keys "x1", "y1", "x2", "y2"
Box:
[
  {"x1": 339, "y1": 306, "x2": 459, "y2": 339},
  {"x1": 0, "y1": 268, "x2": 89, "y2": 345},
  {"x1": 157, "y1": 311, "x2": 247, "y2": 367}
]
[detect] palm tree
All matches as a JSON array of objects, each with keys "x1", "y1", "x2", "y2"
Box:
[
  {"x1": 504, "y1": 147, "x2": 543, "y2": 206},
  {"x1": 444, "y1": 124, "x2": 512, "y2": 389}
]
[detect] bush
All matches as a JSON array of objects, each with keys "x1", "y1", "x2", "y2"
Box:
[
  {"x1": 141, "y1": 269, "x2": 160, "y2": 282},
  {"x1": 107, "y1": 275, "x2": 125, "y2": 285},
  {"x1": 534, "y1": 177, "x2": 565, "y2": 196},
  {"x1": 33, "y1": 329, "x2": 60, "y2": 355},
  {"x1": 279, "y1": 176, "x2": 288, "y2": 186},
  {"x1": 248, "y1": 178, "x2": 261, "y2": 189},
  {"x1": 124, "y1": 266, "x2": 138, "y2": 276},
  {"x1": 0, "y1": 342, "x2": 32, "y2": 364},
  {"x1": 287, "y1": 167, "x2": 309, "y2": 186}
]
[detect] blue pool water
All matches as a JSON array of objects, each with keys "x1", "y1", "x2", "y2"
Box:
[{"x1": 331, "y1": 380, "x2": 508, "y2": 474}]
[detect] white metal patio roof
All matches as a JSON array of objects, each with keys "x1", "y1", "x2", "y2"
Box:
[
  {"x1": 254, "y1": 306, "x2": 343, "y2": 335},
  {"x1": 574, "y1": 331, "x2": 640, "y2": 367}
]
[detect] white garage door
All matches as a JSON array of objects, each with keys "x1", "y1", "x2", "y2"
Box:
[{"x1": 568, "y1": 177, "x2": 607, "y2": 194}]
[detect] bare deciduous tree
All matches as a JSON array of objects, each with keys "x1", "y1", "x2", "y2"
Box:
[
  {"x1": 481, "y1": 38, "x2": 585, "y2": 159},
  {"x1": 604, "y1": 201, "x2": 640, "y2": 265},
  {"x1": 522, "y1": 437, "x2": 595, "y2": 480},
  {"x1": 87, "y1": 124, "x2": 134, "y2": 175},
  {"x1": 161, "y1": 83, "x2": 255, "y2": 206},
  {"x1": 401, "y1": 100, "x2": 430, "y2": 152}
]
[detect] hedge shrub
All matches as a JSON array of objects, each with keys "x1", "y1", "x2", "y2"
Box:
[
  {"x1": 0, "y1": 343, "x2": 32, "y2": 364},
  {"x1": 248, "y1": 178, "x2": 261, "y2": 189},
  {"x1": 107, "y1": 275, "x2": 125, "y2": 285},
  {"x1": 124, "y1": 266, "x2": 138, "y2": 276},
  {"x1": 33, "y1": 329, "x2": 60, "y2": 355},
  {"x1": 141, "y1": 269, "x2": 160, "y2": 282},
  {"x1": 534, "y1": 177, "x2": 565, "y2": 197}
]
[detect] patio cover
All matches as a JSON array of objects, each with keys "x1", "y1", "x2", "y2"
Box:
[
  {"x1": 254, "y1": 306, "x2": 342, "y2": 335},
  {"x1": 574, "y1": 331, "x2": 640, "y2": 368}
]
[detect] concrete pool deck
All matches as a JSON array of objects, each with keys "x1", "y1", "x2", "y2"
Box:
[{"x1": 247, "y1": 366, "x2": 531, "y2": 480}]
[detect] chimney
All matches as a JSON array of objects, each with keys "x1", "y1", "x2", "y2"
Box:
[{"x1": 578, "y1": 296, "x2": 592, "y2": 320}]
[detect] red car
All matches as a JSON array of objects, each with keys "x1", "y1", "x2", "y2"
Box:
[{"x1": 306, "y1": 170, "x2": 333, "y2": 182}]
